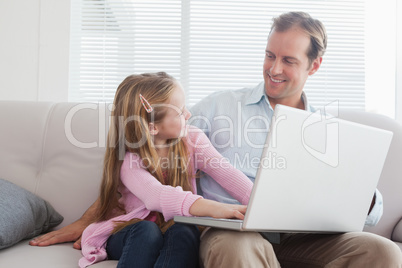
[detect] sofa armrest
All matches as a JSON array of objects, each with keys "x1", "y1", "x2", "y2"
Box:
[{"x1": 392, "y1": 218, "x2": 402, "y2": 242}]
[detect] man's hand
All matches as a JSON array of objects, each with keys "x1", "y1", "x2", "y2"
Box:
[
  {"x1": 29, "y1": 220, "x2": 86, "y2": 249},
  {"x1": 29, "y1": 198, "x2": 100, "y2": 249}
]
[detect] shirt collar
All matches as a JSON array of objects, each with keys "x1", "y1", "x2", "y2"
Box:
[
  {"x1": 301, "y1": 91, "x2": 312, "y2": 112},
  {"x1": 245, "y1": 82, "x2": 311, "y2": 112},
  {"x1": 244, "y1": 82, "x2": 267, "y2": 106}
]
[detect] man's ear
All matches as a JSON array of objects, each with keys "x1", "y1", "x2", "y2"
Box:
[
  {"x1": 308, "y1": 57, "x2": 322, "y2": 76},
  {"x1": 149, "y1": 123, "x2": 159, "y2": 136}
]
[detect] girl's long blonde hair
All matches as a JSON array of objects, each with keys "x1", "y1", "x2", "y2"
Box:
[{"x1": 96, "y1": 72, "x2": 192, "y2": 232}]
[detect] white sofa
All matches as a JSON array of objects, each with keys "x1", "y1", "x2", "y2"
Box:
[{"x1": 0, "y1": 101, "x2": 401, "y2": 267}]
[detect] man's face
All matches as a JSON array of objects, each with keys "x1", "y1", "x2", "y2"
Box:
[{"x1": 263, "y1": 27, "x2": 322, "y2": 108}]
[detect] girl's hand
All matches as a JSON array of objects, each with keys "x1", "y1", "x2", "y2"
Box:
[{"x1": 189, "y1": 198, "x2": 247, "y2": 220}]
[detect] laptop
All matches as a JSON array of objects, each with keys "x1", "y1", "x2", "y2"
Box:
[{"x1": 174, "y1": 104, "x2": 393, "y2": 233}]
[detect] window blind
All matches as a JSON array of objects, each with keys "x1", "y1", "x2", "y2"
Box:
[{"x1": 69, "y1": 0, "x2": 365, "y2": 109}]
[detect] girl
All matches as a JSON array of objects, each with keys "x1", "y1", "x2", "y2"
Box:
[{"x1": 79, "y1": 72, "x2": 253, "y2": 268}]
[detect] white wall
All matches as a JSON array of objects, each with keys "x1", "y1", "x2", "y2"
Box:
[
  {"x1": 0, "y1": 0, "x2": 70, "y2": 102},
  {"x1": 397, "y1": 0, "x2": 402, "y2": 123},
  {"x1": 365, "y1": 0, "x2": 397, "y2": 120}
]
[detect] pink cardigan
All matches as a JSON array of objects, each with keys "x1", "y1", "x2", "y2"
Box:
[{"x1": 79, "y1": 126, "x2": 253, "y2": 267}]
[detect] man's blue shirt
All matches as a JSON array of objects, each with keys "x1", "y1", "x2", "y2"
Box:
[{"x1": 189, "y1": 82, "x2": 383, "y2": 226}]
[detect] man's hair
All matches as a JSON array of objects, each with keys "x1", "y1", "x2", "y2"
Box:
[{"x1": 270, "y1": 11, "x2": 327, "y2": 65}]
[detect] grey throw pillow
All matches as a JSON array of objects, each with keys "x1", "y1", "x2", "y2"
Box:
[{"x1": 0, "y1": 178, "x2": 64, "y2": 249}]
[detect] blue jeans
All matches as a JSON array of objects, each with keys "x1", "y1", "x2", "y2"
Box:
[{"x1": 106, "y1": 221, "x2": 200, "y2": 268}]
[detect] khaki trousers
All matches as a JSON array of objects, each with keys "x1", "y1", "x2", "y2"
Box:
[{"x1": 199, "y1": 228, "x2": 402, "y2": 268}]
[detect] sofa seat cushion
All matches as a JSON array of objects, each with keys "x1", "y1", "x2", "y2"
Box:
[
  {"x1": 392, "y1": 218, "x2": 402, "y2": 243},
  {"x1": 0, "y1": 240, "x2": 118, "y2": 267},
  {"x1": 0, "y1": 178, "x2": 63, "y2": 249}
]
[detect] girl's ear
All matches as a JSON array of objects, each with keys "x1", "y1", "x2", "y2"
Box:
[{"x1": 149, "y1": 123, "x2": 159, "y2": 136}]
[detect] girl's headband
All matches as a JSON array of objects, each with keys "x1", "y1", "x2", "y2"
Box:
[{"x1": 139, "y1": 94, "x2": 153, "y2": 113}]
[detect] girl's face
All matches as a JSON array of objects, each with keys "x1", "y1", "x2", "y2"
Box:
[{"x1": 153, "y1": 84, "x2": 191, "y2": 144}]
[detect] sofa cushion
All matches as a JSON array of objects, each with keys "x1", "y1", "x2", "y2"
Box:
[
  {"x1": 392, "y1": 218, "x2": 402, "y2": 243},
  {"x1": 0, "y1": 240, "x2": 118, "y2": 268},
  {"x1": 0, "y1": 178, "x2": 63, "y2": 249}
]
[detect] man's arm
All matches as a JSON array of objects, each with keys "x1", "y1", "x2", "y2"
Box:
[
  {"x1": 29, "y1": 198, "x2": 100, "y2": 249},
  {"x1": 365, "y1": 189, "x2": 383, "y2": 226},
  {"x1": 368, "y1": 194, "x2": 376, "y2": 214}
]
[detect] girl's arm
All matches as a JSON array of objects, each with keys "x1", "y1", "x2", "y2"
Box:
[
  {"x1": 121, "y1": 153, "x2": 203, "y2": 221},
  {"x1": 189, "y1": 198, "x2": 247, "y2": 219},
  {"x1": 190, "y1": 127, "x2": 254, "y2": 205},
  {"x1": 121, "y1": 153, "x2": 247, "y2": 221}
]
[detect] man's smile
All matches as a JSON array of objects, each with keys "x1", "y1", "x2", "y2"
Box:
[{"x1": 268, "y1": 74, "x2": 286, "y2": 83}]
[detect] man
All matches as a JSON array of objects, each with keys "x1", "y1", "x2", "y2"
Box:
[
  {"x1": 31, "y1": 12, "x2": 402, "y2": 267},
  {"x1": 188, "y1": 11, "x2": 401, "y2": 267}
]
